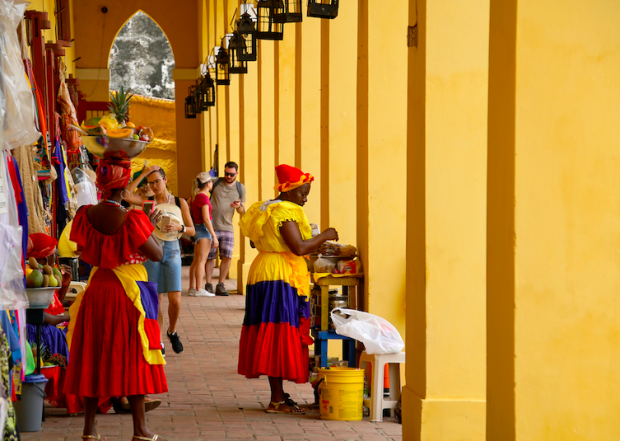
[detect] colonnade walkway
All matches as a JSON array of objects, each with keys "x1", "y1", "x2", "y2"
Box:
[{"x1": 23, "y1": 268, "x2": 402, "y2": 441}]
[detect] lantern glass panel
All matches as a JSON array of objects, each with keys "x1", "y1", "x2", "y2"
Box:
[
  {"x1": 256, "y1": 0, "x2": 284, "y2": 40},
  {"x1": 216, "y1": 48, "x2": 231, "y2": 85},
  {"x1": 272, "y1": 0, "x2": 302, "y2": 23},
  {"x1": 307, "y1": 0, "x2": 339, "y2": 19},
  {"x1": 185, "y1": 91, "x2": 197, "y2": 118},
  {"x1": 202, "y1": 74, "x2": 216, "y2": 107},
  {"x1": 228, "y1": 33, "x2": 248, "y2": 74},
  {"x1": 238, "y1": 13, "x2": 257, "y2": 61}
]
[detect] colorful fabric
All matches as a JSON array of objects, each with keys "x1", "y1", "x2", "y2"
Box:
[
  {"x1": 45, "y1": 291, "x2": 65, "y2": 316},
  {"x1": 191, "y1": 192, "x2": 212, "y2": 224},
  {"x1": 65, "y1": 265, "x2": 166, "y2": 398},
  {"x1": 56, "y1": 60, "x2": 83, "y2": 152},
  {"x1": 27, "y1": 232, "x2": 57, "y2": 259},
  {"x1": 58, "y1": 220, "x2": 78, "y2": 258},
  {"x1": 70, "y1": 207, "x2": 153, "y2": 268},
  {"x1": 274, "y1": 164, "x2": 314, "y2": 193},
  {"x1": 26, "y1": 324, "x2": 69, "y2": 365},
  {"x1": 96, "y1": 156, "x2": 131, "y2": 199},
  {"x1": 207, "y1": 230, "x2": 235, "y2": 260},
  {"x1": 237, "y1": 200, "x2": 313, "y2": 383}
]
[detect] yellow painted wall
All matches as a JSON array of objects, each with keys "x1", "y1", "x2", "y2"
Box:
[
  {"x1": 128, "y1": 94, "x2": 178, "y2": 195},
  {"x1": 488, "y1": 1, "x2": 620, "y2": 439},
  {"x1": 404, "y1": 0, "x2": 489, "y2": 439}
]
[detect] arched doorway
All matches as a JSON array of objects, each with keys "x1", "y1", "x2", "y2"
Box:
[{"x1": 108, "y1": 11, "x2": 178, "y2": 194}]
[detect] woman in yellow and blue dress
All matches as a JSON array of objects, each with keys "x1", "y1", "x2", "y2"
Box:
[{"x1": 238, "y1": 164, "x2": 339, "y2": 415}]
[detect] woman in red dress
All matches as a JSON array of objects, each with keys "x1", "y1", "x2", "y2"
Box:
[{"x1": 64, "y1": 155, "x2": 167, "y2": 441}]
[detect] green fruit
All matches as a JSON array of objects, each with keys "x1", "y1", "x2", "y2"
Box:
[
  {"x1": 26, "y1": 270, "x2": 43, "y2": 288},
  {"x1": 86, "y1": 117, "x2": 101, "y2": 126},
  {"x1": 53, "y1": 267, "x2": 62, "y2": 278},
  {"x1": 133, "y1": 134, "x2": 140, "y2": 140}
]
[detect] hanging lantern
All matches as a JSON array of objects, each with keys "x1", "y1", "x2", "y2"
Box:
[
  {"x1": 215, "y1": 45, "x2": 231, "y2": 86},
  {"x1": 185, "y1": 87, "x2": 197, "y2": 118},
  {"x1": 228, "y1": 31, "x2": 248, "y2": 74},
  {"x1": 256, "y1": 0, "x2": 284, "y2": 40},
  {"x1": 272, "y1": 0, "x2": 302, "y2": 23},
  {"x1": 195, "y1": 73, "x2": 216, "y2": 111},
  {"x1": 237, "y1": 12, "x2": 257, "y2": 61},
  {"x1": 307, "y1": 0, "x2": 339, "y2": 19}
]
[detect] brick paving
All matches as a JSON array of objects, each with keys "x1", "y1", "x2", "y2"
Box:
[{"x1": 21, "y1": 268, "x2": 402, "y2": 441}]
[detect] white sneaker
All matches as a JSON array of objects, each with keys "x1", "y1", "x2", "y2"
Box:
[
  {"x1": 195, "y1": 289, "x2": 215, "y2": 297},
  {"x1": 188, "y1": 288, "x2": 197, "y2": 296}
]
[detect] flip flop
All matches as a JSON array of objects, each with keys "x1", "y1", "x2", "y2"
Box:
[{"x1": 265, "y1": 399, "x2": 306, "y2": 415}]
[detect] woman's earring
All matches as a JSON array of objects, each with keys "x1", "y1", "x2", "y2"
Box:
[{"x1": 121, "y1": 189, "x2": 130, "y2": 200}]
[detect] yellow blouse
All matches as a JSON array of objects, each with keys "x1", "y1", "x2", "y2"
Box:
[{"x1": 240, "y1": 200, "x2": 313, "y2": 252}]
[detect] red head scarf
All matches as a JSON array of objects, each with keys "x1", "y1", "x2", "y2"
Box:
[
  {"x1": 96, "y1": 155, "x2": 132, "y2": 199},
  {"x1": 27, "y1": 233, "x2": 58, "y2": 260},
  {"x1": 274, "y1": 164, "x2": 314, "y2": 193}
]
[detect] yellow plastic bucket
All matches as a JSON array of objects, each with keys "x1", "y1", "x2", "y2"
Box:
[{"x1": 318, "y1": 367, "x2": 365, "y2": 421}]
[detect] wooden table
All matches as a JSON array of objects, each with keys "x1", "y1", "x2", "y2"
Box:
[{"x1": 312, "y1": 276, "x2": 360, "y2": 331}]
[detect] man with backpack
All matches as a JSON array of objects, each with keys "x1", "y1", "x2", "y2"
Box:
[{"x1": 205, "y1": 161, "x2": 246, "y2": 296}]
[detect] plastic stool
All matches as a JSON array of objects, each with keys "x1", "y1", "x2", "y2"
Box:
[{"x1": 359, "y1": 351, "x2": 405, "y2": 422}]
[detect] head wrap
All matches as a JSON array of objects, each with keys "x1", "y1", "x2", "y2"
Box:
[
  {"x1": 274, "y1": 164, "x2": 314, "y2": 193},
  {"x1": 27, "y1": 233, "x2": 58, "y2": 260},
  {"x1": 96, "y1": 155, "x2": 132, "y2": 199}
]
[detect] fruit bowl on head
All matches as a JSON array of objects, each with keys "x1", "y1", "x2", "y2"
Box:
[
  {"x1": 80, "y1": 135, "x2": 150, "y2": 159},
  {"x1": 26, "y1": 287, "x2": 58, "y2": 309}
]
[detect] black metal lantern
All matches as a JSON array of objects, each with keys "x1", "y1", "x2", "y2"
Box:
[
  {"x1": 195, "y1": 73, "x2": 216, "y2": 110},
  {"x1": 237, "y1": 12, "x2": 257, "y2": 61},
  {"x1": 273, "y1": 0, "x2": 302, "y2": 23},
  {"x1": 215, "y1": 45, "x2": 231, "y2": 86},
  {"x1": 228, "y1": 31, "x2": 248, "y2": 74},
  {"x1": 185, "y1": 87, "x2": 197, "y2": 118},
  {"x1": 307, "y1": 0, "x2": 339, "y2": 19},
  {"x1": 256, "y1": 0, "x2": 284, "y2": 40}
]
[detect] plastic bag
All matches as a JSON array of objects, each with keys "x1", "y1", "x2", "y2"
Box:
[
  {"x1": 0, "y1": 0, "x2": 41, "y2": 150},
  {"x1": 314, "y1": 254, "x2": 335, "y2": 273},
  {"x1": 331, "y1": 308, "x2": 404, "y2": 355},
  {"x1": 72, "y1": 168, "x2": 97, "y2": 207}
]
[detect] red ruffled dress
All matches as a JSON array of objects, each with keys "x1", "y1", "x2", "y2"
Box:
[{"x1": 63, "y1": 207, "x2": 168, "y2": 398}]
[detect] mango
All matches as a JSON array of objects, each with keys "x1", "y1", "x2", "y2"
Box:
[
  {"x1": 53, "y1": 267, "x2": 62, "y2": 278},
  {"x1": 42, "y1": 265, "x2": 53, "y2": 275},
  {"x1": 42, "y1": 274, "x2": 49, "y2": 288},
  {"x1": 28, "y1": 257, "x2": 39, "y2": 269},
  {"x1": 26, "y1": 270, "x2": 43, "y2": 288}
]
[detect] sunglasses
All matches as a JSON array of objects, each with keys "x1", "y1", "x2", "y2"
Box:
[{"x1": 224, "y1": 172, "x2": 237, "y2": 177}]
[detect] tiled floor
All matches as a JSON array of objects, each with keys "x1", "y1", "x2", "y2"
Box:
[{"x1": 21, "y1": 268, "x2": 402, "y2": 441}]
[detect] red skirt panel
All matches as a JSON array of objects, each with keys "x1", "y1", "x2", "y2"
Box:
[
  {"x1": 238, "y1": 321, "x2": 309, "y2": 384},
  {"x1": 64, "y1": 269, "x2": 168, "y2": 397}
]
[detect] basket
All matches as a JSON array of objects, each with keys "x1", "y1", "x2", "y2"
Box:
[{"x1": 26, "y1": 287, "x2": 58, "y2": 309}]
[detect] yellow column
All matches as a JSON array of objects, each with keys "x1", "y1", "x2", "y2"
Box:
[
  {"x1": 258, "y1": 39, "x2": 276, "y2": 200},
  {"x1": 357, "y1": 1, "x2": 407, "y2": 326},
  {"x1": 326, "y1": 1, "x2": 357, "y2": 245},
  {"x1": 298, "y1": 18, "x2": 322, "y2": 225},
  {"x1": 277, "y1": 26, "x2": 296, "y2": 167},
  {"x1": 403, "y1": 1, "x2": 489, "y2": 440}
]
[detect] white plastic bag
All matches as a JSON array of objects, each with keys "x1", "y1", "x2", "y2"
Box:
[
  {"x1": 314, "y1": 254, "x2": 335, "y2": 273},
  {"x1": 72, "y1": 168, "x2": 97, "y2": 207},
  {"x1": 0, "y1": 0, "x2": 41, "y2": 150},
  {"x1": 331, "y1": 308, "x2": 404, "y2": 355}
]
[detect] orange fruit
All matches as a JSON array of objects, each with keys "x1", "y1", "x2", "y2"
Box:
[{"x1": 125, "y1": 122, "x2": 136, "y2": 128}]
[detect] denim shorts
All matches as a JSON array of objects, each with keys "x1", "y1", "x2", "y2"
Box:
[
  {"x1": 143, "y1": 240, "x2": 182, "y2": 293},
  {"x1": 194, "y1": 224, "x2": 213, "y2": 242}
]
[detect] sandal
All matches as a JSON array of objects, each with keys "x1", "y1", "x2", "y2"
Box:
[
  {"x1": 265, "y1": 399, "x2": 305, "y2": 415},
  {"x1": 132, "y1": 436, "x2": 160, "y2": 441}
]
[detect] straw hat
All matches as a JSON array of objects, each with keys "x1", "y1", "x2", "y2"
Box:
[{"x1": 153, "y1": 203, "x2": 184, "y2": 241}]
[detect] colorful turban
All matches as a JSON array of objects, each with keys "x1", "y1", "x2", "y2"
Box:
[
  {"x1": 274, "y1": 164, "x2": 314, "y2": 193},
  {"x1": 96, "y1": 155, "x2": 132, "y2": 199},
  {"x1": 27, "y1": 233, "x2": 58, "y2": 260}
]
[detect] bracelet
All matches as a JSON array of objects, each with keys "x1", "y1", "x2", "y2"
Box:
[{"x1": 181, "y1": 225, "x2": 186, "y2": 233}]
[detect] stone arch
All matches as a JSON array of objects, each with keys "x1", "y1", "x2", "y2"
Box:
[{"x1": 108, "y1": 10, "x2": 175, "y2": 100}]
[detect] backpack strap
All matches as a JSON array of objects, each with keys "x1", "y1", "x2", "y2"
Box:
[
  {"x1": 174, "y1": 196, "x2": 181, "y2": 209},
  {"x1": 210, "y1": 177, "x2": 223, "y2": 195},
  {"x1": 236, "y1": 181, "x2": 243, "y2": 201},
  {"x1": 210, "y1": 178, "x2": 243, "y2": 201}
]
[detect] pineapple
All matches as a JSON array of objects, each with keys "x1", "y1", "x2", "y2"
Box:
[{"x1": 108, "y1": 85, "x2": 134, "y2": 125}]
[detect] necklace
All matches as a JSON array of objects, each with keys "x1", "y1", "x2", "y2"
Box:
[{"x1": 103, "y1": 199, "x2": 127, "y2": 210}]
